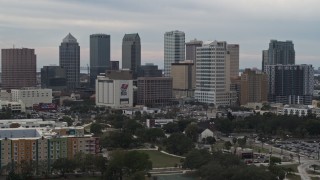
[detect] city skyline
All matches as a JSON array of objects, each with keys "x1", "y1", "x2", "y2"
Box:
[{"x1": 0, "y1": 0, "x2": 319, "y2": 70}]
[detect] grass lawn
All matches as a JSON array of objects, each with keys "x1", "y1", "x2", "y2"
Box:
[{"x1": 139, "y1": 150, "x2": 183, "y2": 168}]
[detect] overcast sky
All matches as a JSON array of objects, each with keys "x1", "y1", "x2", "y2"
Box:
[{"x1": 0, "y1": 0, "x2": 319, "y2": 70}]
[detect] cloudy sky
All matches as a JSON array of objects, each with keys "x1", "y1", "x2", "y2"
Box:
[{"x1": 0, "y1": 0, "x2": 319, "y2": 70}]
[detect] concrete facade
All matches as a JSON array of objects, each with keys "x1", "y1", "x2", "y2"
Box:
[
  {"x1": 96, "y1": 76, "x2": 133, "y2": 108},
  {"x1": 171, "y1": 61, "x2": 195, "y2": 98},
  {"x1": 240, "y1": 69, "x2": 268, "y2": 105},
  {"x1": 195, "y1": 41, "x2": 237, "y2": 106},
  {"x1": 11, "y1": 88, "x2": 52, "y2": 107}
]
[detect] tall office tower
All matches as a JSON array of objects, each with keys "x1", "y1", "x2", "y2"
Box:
[
  {"x1": 227, "y1": 44, "x2": 240, "y2": 78},
  {"x1": 41, "y1": 66, "x2": 67, "y2": 91},
  {"x1": 240, "y1": 69, "x2": 268, "y2": 105},
  {"x1": 164, "y1": 30, "x2": 185, "y2": 77},
  {"x1": 195, "y1": 41, "x2": 237, "y2": 106},
  {"x1": 171, "y1": 60, "x2": 195, "y2": 98},
  {"x1": 59, "y1": 33, "x2": 80, "y2": 90},
  {"x1": 138, "y1": 63, "x2": 163, "y2": 77},
  {"x1": 262, "y1": 40, "x2": 295, "y2": 70},
  {"x1": 186, "y1": 39, "x2": 203, "y2": 62},
  {"x1": 261, "y1": 50, "x2": 269, "y2": 71},
  {"x1": 90, "y1": 34, "x2": 110, "y2": 87},
  {"x1": 1, "y1": 48, "x2": 36, "y2": 89},
  {"x1": 265, "y1": 64, "x2": 314, "y2": 105},
  {"x1": 122, "y1": 33, "x2": 141, "y2": 78}
]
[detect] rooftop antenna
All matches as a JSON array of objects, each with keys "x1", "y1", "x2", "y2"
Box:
[{"x1": 13, "y1": 44, "x2": 15, "y2": 49}]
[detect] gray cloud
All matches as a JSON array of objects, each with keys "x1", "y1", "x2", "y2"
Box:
[{"x1": 0, "y1": 0, "x2": 319, "y2": 70}]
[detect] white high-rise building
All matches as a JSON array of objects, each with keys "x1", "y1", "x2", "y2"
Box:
[
  {"x1": 164, "y1": 30, "x2": 185, "y2": 77},
  {"x1": 195, "y1": 41, "x2": 237, "y2": 106}
]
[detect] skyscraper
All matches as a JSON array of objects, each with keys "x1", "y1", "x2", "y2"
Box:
[
  {"x1": 186, "y1": 39, "x2": 202, "y2": 62},
  {"x1": 41, "y1": 66, "x2": 67, "y2": 91},
  {"x1": 262, "y1": 40, "x2": 295, "y2": 70},
  {"x1": 240, "y1": 69, "x2": 268, "y2": 105},
  {"x1": 194, "y1": 41, "x2": 237, "y2": 106},
  {"x1": 164, "y1": 30, "x2": 185, "y2": 77},
  {"x1": 1, "y1": 48, "x2": 36, "y2": 89},
  {"x1": 122, "y1": 33, "x2": 141, "y2": 77},
  {"x1": 59, "y1": 33, "x2": 80, "y2": 90},
  {"x1": 265, "y1": 64, "x2": 313, "y2": 105},
  {"x1": 90, "y1": 34, "x2": 111, "y2": 87},
  {"x1": 227, "y1": 44, "x2": 240, "y2": 78}
]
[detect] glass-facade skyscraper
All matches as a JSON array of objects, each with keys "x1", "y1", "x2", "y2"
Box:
[
  {"x1": 164, "y1": 30, "x2": 185, "y2": 77},
  {"x1": 90, "y1": 34, "x2": 110, "y2": 87},
  {"x1": 122, "y1": 33, "x2": 141, "y2": 78},
  {"x1": 59, "y1": 33, "x2": 80, "y2": 90},
  {"x1": 262, "y1": 40, "x2": 295, "y2": 71}
]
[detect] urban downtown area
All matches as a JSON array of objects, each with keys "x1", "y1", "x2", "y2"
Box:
[{"x1": 1, "y1": 31, "x2": 320, "y2": 180}]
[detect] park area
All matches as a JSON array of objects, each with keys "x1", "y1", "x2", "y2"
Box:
[{"x1": 138, "y1": 150, "x2": 183, "y2": 168}]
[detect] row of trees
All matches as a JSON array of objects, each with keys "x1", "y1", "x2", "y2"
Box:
[
  {"x1": 183, "y1": 149, "x2": 291, "y2": 180},
  {"x1": 215, "y1": 113, "x2": 320, "y2": 137}
]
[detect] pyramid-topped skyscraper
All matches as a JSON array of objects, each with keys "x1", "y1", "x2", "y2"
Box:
[{"x1": 59, "y1": 33, "x2": 80, "y2": 90}]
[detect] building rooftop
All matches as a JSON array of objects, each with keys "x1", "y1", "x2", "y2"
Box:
[{"x1": 62, "y1": 33, "x2": 77, "y2": 43}]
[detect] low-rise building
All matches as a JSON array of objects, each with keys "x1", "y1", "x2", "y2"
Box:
[
  {"x1": 96, "y1": 76, "x2": 133, "y2": 108},
  {"x1": 0, "y1": 127, "x2": 99, "y2": 170},
  {"x1": 146, "y1": 119, "x2": 174, "y2": 128},
  {"x1": 0, "y1": 119, "x2": 67, "y2": 128},
  {"x1": 0, "y1": 100, "x2": 25, "y2": 112},
  {"x1": 282, "y1": 104, "x2": 311, "y2": 117},
  {"x1": 11, "y1": 87, "x2": 52, "y2": 107}
]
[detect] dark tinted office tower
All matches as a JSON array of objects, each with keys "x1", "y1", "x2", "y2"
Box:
[
  {"x1": 41, "y1": 66, "x2": 67, "y2": 91},
  {"x1": 186, "y1": 39, "x2": 202, "y2": 62},
  {"x1": 265, "y1": 64, "x2": 313, "y2": 105},
  {"x1": 164, "y1": 30, "x2": 185, "y2": 77},
  {"x1": 110, "y1": 61, "x2": 119, "y2": 70},
  {"x1": 138, "y1": 63, "x2": 162, "y2": 77},
  {"x1": 59, "y1": 33, "x2": 80, "y2": 90},
  {"x1": 122, "y1": 33, "x2": 141, "y2": 78},
  {"x1": 137, "y1": 77, "x2": 173, "y2": 106},
  {"x1": 90, "y1": 34, "x2": 110, "y2": 87},
  {"x1": 262, "y1": 50, "x2": 269, "y2": 71},
  {"x1": 1, "y1": 48, "x2": 36, "y2": 89},
  {"x1": 262, "y1": 40, "x2": 295, "y2": 70}
]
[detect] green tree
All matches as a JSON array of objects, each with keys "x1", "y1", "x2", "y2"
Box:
[
  {"x1": 183, "y1": 149, "x2": 211, "y2": 169},
  {"x1": 164, "y1": 133, "x2": 194, "y2": 155},
  {"x1": 61, "y1": 116, "x2": 73, "y2": 126},
  {"x1": 185, "y1": 124, "x2": 199, "y2": 142},
  {"x1": 90, "y1": 123, "x2": 103, "y2": 136},
  {"x1": 163, "y1": 122, "x2": 180, "y2": 133},
  {"x1": 94, "y1": 155, "x2": 108, "y2": 176},
  {"x1": 101, "y1": 131, "x2": 138, "y2": 149},
  {"x1": 51, "y1": 158, "x2": 76, "y2": 176},
  {"x1": 224, "y1": 141, "x2": 232, "y2": 150}
]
